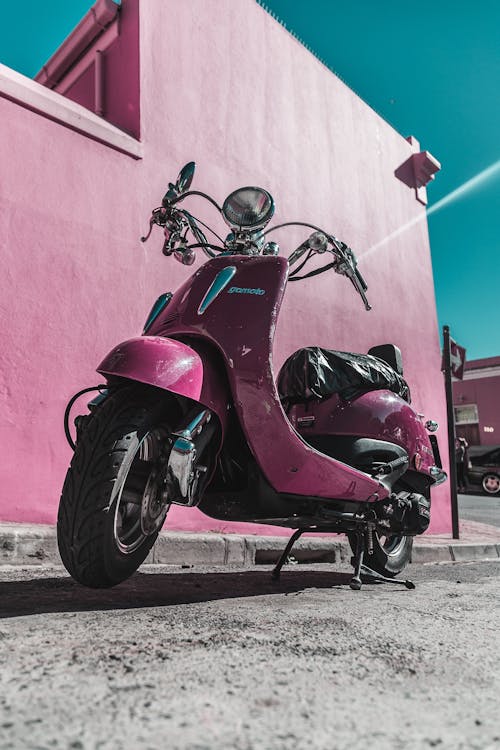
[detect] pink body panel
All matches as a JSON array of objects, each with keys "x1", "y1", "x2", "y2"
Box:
[
  {"x1": 289, "y1": 391, "x2": 436, "y2": 475},
  {"x1": 148, "y1": 255, "x2": 390, "y2": 502},
  {"x1": 97, "y1": 336, "x2": 203, "y2": 401}
]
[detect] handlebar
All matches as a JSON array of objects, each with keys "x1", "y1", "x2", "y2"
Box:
[
  {"x1": 290, "y1": 234, "x2": 371, "y2": 311},
  {"x1": 141, "y1": 172, "x2": 371, "y2": 310}
]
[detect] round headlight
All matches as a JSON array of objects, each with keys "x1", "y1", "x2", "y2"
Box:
[{"x1": 222, "y1": 187, "x2": 275, "y2": 229}]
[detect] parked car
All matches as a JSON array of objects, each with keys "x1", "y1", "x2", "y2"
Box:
[{"x1": 467, "y1": 445, "x2": 500, "y2": 495}]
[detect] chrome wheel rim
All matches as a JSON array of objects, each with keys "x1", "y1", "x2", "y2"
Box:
[
  {"x1": 482, "y1": 474, "x2": 500, "y2": 495},
  {"x1": 112, "y1": 428, "x2": 170, "y2": 554}
]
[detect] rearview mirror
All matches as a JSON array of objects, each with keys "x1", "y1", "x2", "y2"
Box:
[
  {"x1": 176, "y1": 161, "x2": 195, "y2": 194},
  {"x1": 163, "y1": 161, "x2": 196, "y2": 206}
]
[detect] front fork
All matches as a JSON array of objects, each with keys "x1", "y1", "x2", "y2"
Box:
[
  {"x1": 166, "y1": 407, "x2": 217, "y2": 506},
  {"x1": 66, "y1": 387, "x2": 218, "y2": 509}
]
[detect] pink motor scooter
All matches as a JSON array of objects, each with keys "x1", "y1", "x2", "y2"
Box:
[{"x1": 58, "y1": 163, "x2": 446, "y2": 590}]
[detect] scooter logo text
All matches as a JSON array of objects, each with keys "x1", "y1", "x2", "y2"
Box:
[{"x1": 228, "y1": 286, "x2": 265, "y2": 296}]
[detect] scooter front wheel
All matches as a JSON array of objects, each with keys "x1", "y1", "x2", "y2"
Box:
[
  {"x1": 57, "y1": 385, "x2": 179, "y2": 588},
  {"x1": 348, "y1": 531, "x2": 413, "y2": 577}
]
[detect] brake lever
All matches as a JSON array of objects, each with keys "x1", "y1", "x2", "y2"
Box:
[
  {"x1": 340, "y1": 263, "x2": 372, "y2": 310},
  {"x1": 140, "y1": 215, "x2": 157, "y2": 243},
  {"x1": 354, "y1": 267, "x2": 368, "y2": 292},
  {"x1": 353, "y1": 276, "x2": 372, "y2": 311},
  {"x1": 140, "y1": 207, "x2": 168, "y2": 243},
  {"x1": 330, "y1": 238, "x2": 371, "y2": 311}
]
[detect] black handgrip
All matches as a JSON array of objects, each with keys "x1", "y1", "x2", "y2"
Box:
[{"x1": 355, "y1": 267, "x2": 368, "y2": 291}]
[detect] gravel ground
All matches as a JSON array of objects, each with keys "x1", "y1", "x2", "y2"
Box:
[{"x1": 1, "y1": 560, "x2": 499, "y2": 750}]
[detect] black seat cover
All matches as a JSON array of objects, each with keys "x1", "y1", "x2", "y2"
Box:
[{"x1": 277, "y1": 346, "x2": 411, "y2": 404}]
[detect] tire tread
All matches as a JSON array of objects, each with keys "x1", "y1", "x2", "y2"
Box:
[{"x1": 57, "y1": 385, "x2": 175, "y2": 588}]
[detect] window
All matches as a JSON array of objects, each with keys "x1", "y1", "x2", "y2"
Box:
[
  {"x1": 1, "y1": 0, "x2": 139, "y2": 140},
  {"x1": 454, "y1": 404, "x2": 479, "y2": 425}
]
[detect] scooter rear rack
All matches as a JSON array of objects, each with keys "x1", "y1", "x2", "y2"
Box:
[{"x1": 271, "y1": 527, "x2": 415, "y2": 591}]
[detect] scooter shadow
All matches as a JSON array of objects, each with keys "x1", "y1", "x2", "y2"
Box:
[{"x1": 0, "y1": 567, "x2": 359, "y2": 619}]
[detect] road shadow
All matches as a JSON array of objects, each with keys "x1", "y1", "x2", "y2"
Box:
[{"x1": 0, "y1": 568, "x2": 363, "y2": 619}]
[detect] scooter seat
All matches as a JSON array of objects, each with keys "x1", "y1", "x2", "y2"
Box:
[{"x1": 277, "y1": 346, "x2": 411, "y2": 404}]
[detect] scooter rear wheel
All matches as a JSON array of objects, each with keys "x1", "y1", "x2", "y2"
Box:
[
  {"x1": 57, "y1": 385, "x2": 179, "y2": 588},
  {"x1": 348, "y1": 531, "x2": 413, "y2": 577}
]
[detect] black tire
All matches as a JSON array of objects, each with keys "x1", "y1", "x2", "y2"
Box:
[
  {"x1": 348, "y1": 531, "x2": 413, "y2": 577},
  {"x1": 481, "y1": 473, "x2": 500, "y2": 495},
  {"x1": 57, "y1": 385, "x2": 179, "y2": 588}
]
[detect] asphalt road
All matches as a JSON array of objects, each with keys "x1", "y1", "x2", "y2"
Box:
[
  {"x1": 459, "y1": 492, "x2": 500, "y2": 527},
  {"x1": 1, "y1": 560, "x2": 499, "y2": 750}
]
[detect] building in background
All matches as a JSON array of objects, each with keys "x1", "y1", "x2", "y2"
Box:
[
  {"x1": 0, "y1": 0, "x2": 450, "y2": 532},
  {"x1": 453, "y1": 356, "x2": 500, "y2": 446}
]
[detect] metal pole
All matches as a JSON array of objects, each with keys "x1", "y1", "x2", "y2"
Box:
[{"x1": 443, "y1": 325, "x2": 460, "y2": 539}]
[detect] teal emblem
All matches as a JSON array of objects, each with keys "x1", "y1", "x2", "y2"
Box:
[{"x1": 198, "y1": 266, "x2": 237, "y2": 315}]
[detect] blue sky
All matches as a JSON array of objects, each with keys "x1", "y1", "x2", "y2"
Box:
[{"x1": 1, "y1": 0, "x2": 498, "y2": 360}]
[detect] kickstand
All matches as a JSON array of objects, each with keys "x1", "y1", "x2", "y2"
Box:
[
  {"x1": 361, "y1": 564, "x2": 415, "y2": 589},
  {"x1": 349, "y1": 532, "x2": 365, "y2": 590},
  {"x1": 271, "y1": 529, "x2": 304, "y2": 580},
  {"x1": 270, "y1": 526, "x2": 416, "y2": 592}
]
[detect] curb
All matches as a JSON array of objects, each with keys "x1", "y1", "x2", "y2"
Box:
[
  {"x1": 411, "y1": 543, "x2": 500, "y2": 563},
  {"x1": 0, "y1": 524, "x2": 350, "y2": 568},
  {"x1": 1, "y1": 523, "x2": 499, "y2": 569}
]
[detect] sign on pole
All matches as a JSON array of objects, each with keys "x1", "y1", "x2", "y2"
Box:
[
  {"x1": 442, "y1": 326, "x2": 466, "y2": 539},
  {"x1": 450, "y1": 339, "x2": 467, "y2": 380}
]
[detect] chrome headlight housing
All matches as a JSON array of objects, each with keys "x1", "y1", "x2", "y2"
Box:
[{"x1": 222, "y1": 187, "x2": 275, "y2": 230}]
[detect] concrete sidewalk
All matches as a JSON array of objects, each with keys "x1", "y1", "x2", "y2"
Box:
[{"x1": 1, "y1": 520, "x2": 499, "y2": 569}]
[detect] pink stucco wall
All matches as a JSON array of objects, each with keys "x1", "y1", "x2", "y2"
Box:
[{"x1": 0, "y1": 0, "x2": 450, "y2": 533}]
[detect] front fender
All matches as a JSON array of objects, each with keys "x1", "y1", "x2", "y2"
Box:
[{"x1": 97, "y1": 336, "x2": 203, "y2": 401}]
